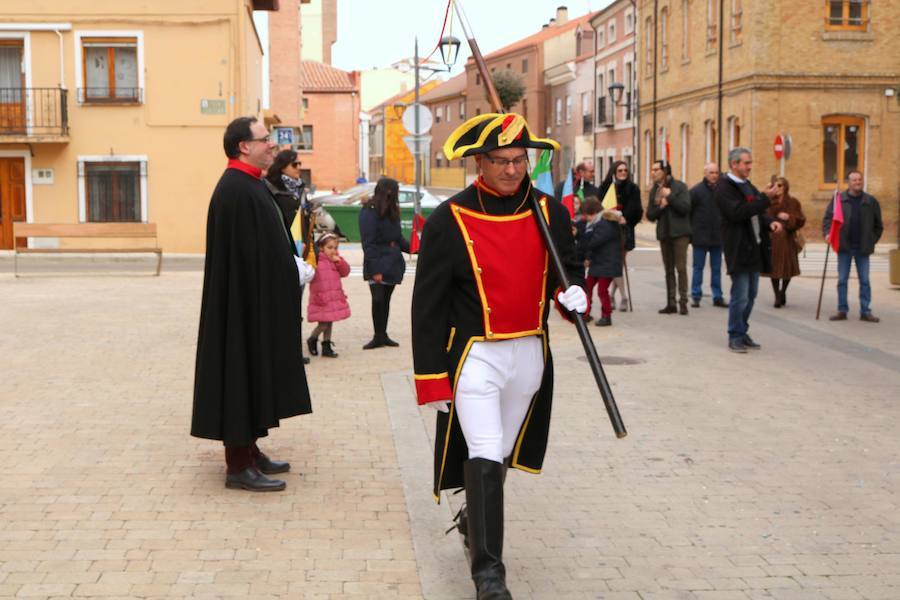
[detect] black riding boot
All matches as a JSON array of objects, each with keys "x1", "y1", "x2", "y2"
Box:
[
  {"x1": 464, "y1": 458, "x2": 513, "y2": 600},
  {"x1": 452, "y1": 459, "x2": 509, "y2": 549}
]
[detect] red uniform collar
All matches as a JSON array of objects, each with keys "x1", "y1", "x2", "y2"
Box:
[
  {"x1": 474, "y1": 175, "x2": 521, "y2": 198},
  {"x1": 227, "y1": 159, "x2": 262, "y2": 179}
]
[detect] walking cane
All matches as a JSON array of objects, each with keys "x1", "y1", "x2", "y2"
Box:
[
  {"x1": 620, "y1": 226, "x2": 634, "y2": 312},
  {"x1": 815, "y1": 244, "x2": 831, "y2": 320},
  {"x1": 454, "y1": 0, "x2": 626, "y2": 438}
]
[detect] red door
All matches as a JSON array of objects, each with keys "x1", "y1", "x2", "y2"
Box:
[{"x1": 0, "y1": 157, "x2": 27, "y2": 249}]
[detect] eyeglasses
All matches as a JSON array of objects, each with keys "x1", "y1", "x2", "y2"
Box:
[
  {"x1": 483, "y1": 154, "x2": 528, "y2": 168},
  {"x1": 291, "y1": 161, "x2": 302, "y2": 168},
  {"x1": 616, "y1": 168, "x2": 628, "y2": 173},
  {"x1": 246, "y1": 135, "x2": 271, "y2": 144}
]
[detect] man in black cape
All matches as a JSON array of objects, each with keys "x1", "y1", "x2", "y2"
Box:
[{"x1": 192, "y1": 116, "x2": 314, "y2": 492}]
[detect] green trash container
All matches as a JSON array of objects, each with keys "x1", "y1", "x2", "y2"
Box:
[{"x1": 321, "y1": 205, "x2": 435, "y2": 242}]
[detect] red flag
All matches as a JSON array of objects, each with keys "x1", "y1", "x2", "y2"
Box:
[
  {"x1": 410, "y1": 213, "x2": 426, "y2": 254},
  {"x1": 560, "y1": 168, "x2": 575, "y2": 218},
  {"x1": 827, "y1": 188, "x2": 843, "y2": 253}
]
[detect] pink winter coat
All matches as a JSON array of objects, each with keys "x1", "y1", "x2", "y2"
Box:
[{"x1": 307, "y1": 252, "x2": 351, "y2": 323}]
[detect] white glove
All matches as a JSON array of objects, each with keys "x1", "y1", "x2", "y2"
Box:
[
  {"x1": 294, "y1": 256, "x2": 316, "y2": 286},
  {"x1": 428, "y1": 401, "x2": 450, "y2": 413},
  {"x1": 557, "y1": 285, "x2": 588, "y2": 314}
]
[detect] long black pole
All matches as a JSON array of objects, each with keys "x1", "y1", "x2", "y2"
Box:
[
  {"x1": 815, "y1": 244, "x2": 831, "y2": 320},
  {"x1": 454, "y1": 0, "x2": 626, "y2": 438},
  {"x1": 530, "y1": 190, "x2": 627, "y2": 438}
]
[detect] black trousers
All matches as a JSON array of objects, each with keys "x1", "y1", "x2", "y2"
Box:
[
  {"x1": 224, "y1": 440, "x2": 260, "y2": 474},
  {"x1": 369, "y1": 283, "x2": 396, "y2": 338}
]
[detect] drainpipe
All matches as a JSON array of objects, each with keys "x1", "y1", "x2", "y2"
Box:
[
  {"x1": 54, "y1": 29, "x2": 65, "y2": 89},
  {"x1": 652, "y1": 0, "x2": 658, "y2": 162},
  {"x1": 717, "y1": 0, "x2": 724, "y2": 167}
]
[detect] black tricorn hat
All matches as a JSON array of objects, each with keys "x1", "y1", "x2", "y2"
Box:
[{"x1": 443, "y1": 113, "x2": 559, "y2": 160}]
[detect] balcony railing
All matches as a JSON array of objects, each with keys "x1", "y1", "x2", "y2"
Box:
[{"x1": 0, "y1": 88, "x2": 69, "y2": 137}]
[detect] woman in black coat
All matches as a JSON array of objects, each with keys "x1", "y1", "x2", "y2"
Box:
[
  {"x1": 264, "y1": 149, "x2": 311, "y2": 364},
  {"x1": 600, "y1": 161, "x2": 643, "y2": 310},
  {"x1": 359, "y1": 177, "x2": 410, "y2": 349}
]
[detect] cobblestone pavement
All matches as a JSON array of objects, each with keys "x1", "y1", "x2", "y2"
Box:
[{"x1": 0, "y1": 242, "x2": 898, "y2": 599}]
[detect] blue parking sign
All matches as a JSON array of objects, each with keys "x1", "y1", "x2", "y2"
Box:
[{"x1": 275, "y1": 127, "x2": 294, "y2": 146}]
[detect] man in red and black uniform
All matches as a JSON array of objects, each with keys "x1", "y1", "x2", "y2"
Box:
[{"x1": 411, "y1": 113, "x2": 587, "y2": 600}]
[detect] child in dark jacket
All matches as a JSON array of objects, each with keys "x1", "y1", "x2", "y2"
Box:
[
  {"x1": 583, "y1": 200, "x2": 625, "y2": 326},
  {"x1": 306, "y1": 233, "x2": 351, "y2": 358}
]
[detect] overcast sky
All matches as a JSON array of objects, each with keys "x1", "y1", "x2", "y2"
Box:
[{"x1": 331, "y1": 0, "x2": 614, "y2": 75}]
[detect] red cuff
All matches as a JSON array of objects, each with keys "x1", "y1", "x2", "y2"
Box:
[
  {"x1": 553, "y1": 288, "x2": 577, "y2": 323},
  {"x1": 415, "y1": 374, "x2": 453, "y2": 405}
]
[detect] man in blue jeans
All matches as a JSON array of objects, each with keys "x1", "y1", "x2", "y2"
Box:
[
  {"x1": 822, "y1": 170, "x2": 883, "y2": 323},
  {"x1": 715, "y1": 148, "x2": 782, "y2": 353},
  {"x1": 689, "y1": 162, "x2": 728, "y2": 308}
]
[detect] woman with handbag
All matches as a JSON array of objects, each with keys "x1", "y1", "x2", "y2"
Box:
[{"x1": 765, "y1": 176, "x2": 806, "y2": 307}]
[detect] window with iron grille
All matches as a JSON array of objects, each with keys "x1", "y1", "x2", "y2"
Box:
[
  {"x1": 825, "y1": 0, "x2": 868, "y2": 30},
  {"x1": 81, "y1": 37, "x2": 140, "y2": 103},
  {"x1": 86, "y1": 162, "x2": 141, "y2": 222}
]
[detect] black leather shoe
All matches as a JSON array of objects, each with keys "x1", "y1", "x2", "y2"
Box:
[
  {"x1": 256, "y1": 452, "x2": 290, "y2": 475},
  {"x1": 362, "y1": 338, "x2": 384, "y2": 350},
  {"x1": 225, "y1": 467, "x2": 286, "y2": 492},
  {"x1": 829, "y1": 312, "x2": 847, "y2": 321},
  {"x1": 679, "y1": 303, "x2": 689, "y2": 315},
  {"x1": 382, "y1": 336, "x2": 400, "y2": 347},
  {"x1": 691, "y1": 298, "x2": 700, "y2": 308},
  {"x1": 713, "y1": 298, "x2": 728, "y2": 308},
  {"x1": 742, "y1": 335, "x2": 761, "y2": 349},
  {"x1": 595, "y1": 316, "x2": 611, "y2": 327},
  {"x1": 658, "y1": 305, "x2": 677, "y2": 314},
  {"x1": 860, "y1": 313, "x2": 880, "y2": 323},
  {"x1": 728, "y1": 339, "x2": 748, "y2": 354}
]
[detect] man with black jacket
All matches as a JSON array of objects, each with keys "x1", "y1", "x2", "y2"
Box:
[
  {"x1": 715, "y1": 147, "x2": 781, "y2": 353},
  {"x1": 689, "y1": 163, "x2": 727, "y2": 308},
  {"x1": 822, "y1": 170, "x2": 883, "y2": 322},
  {"x1": 646, "y1": 160, "x2": 692, "y2": 314}
]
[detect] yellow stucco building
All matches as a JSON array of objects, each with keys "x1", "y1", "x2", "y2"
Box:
[
  {"x1": 637, "y1": 0, "x2": 899, "y2": 238},
  {"x1": 0, "y1": 0, "x2": 277, "y2": 253}
]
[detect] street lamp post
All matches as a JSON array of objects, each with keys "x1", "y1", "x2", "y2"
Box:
[{"x1": 411, "y1": 35, "x2": 460, "y2": 218}]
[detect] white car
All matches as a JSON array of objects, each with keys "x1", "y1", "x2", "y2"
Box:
[{"x1": 316, "y1": 183, "x2": 442, "y2": 208}]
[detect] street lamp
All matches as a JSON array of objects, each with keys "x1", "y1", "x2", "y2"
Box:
[
  {"x1": 608, "y1": 82, "x2": 626, "y2": 106},
  {"x1": 412, "y1": 35, "x2": 460, "y2": 218}
]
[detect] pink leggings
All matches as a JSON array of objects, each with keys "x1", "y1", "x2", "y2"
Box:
[{"x1": 585, "y1": 276, "x2": 613, "y2": 318}]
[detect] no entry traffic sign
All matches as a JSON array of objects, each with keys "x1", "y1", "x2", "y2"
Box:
[{"x1": 774, "y1": 134, "x2": 785, "y2": 160}]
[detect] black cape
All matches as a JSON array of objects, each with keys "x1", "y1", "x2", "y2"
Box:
[{"x1": 191, "y1": 168, "x2": 311, "y2": 446}]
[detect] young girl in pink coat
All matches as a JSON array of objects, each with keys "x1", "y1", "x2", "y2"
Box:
[{"x1": 306, "y1": 233, "x2": 351, "y2": 358}]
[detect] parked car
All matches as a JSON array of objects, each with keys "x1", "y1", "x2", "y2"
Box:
[
  {"x1": 314, "y1": 184, "x2": 444, "y2": 241},
  {"x1": 316, "y1": 183, "x2": 442, "y2": 208}
]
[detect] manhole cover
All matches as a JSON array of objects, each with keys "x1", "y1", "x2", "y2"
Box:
[{"x1": 576, "y1": 355, "x2": 645, "y2": 365}]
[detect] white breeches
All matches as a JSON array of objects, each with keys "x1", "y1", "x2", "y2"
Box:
[{"x1": 454, "y1": 336, "x2": 544, "y2": 463}]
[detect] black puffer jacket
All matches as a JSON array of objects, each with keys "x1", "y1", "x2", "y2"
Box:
[
  {"x1": 359, "y1": 204, "x2": 410, "y2": 285},
  {"x1": 583, "y1": 214, "x2": 623, "y2": 279}
]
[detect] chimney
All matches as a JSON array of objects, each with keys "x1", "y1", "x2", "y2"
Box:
[
  {"x1": 556, "y1": 6, "x2": 568, "y2": 26},
  {"x1": 549, "y1": 18, "x2": 557, "y2": 27}
]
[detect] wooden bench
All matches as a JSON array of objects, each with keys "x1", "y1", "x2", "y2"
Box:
[{"x1": 12, "y1": 222, "x2": 162, "y2": 277}]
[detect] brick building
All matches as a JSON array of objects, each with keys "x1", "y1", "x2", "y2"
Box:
[
  {"x1": 462, "y1": 7, "x2": 594, "y2": 184},
  {"x1": 637, "y1": 0, "x2": 899, "y2": 237},
  {"x1": 545, "y1": 24, "x2": 596, "y2": 185},
  {"x1": 419, "y1": 72, "x2": 467, "y2": 189},
  {"x1": 298, "y1": 61, "x2": 360, "y2": 191},
  {"x1": 591, "y1": 0, "x2": 637, "y2": 183}
]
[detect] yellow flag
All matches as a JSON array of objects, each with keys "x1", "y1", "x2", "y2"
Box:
[{"x1": 601, "y1": 182, "x2": 618, "y2": 210}]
